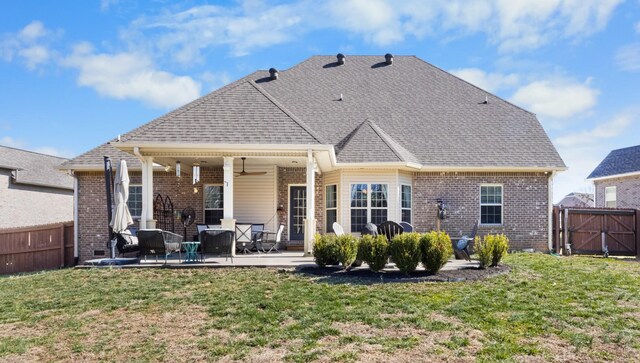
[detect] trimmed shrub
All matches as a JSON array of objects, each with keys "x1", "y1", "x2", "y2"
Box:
[
  {"x1": 420, "y1": 231, "x2": 453, "y2": 274},
  {"x1": 313, "y1": 234, "x2": 340, "y2": 267},
  {"x1": 335, "y1": 234, "x2": 359, "y2": 267},
  {"x1": 490, "y1": 234, "x2": 509, "y2": 267},
  {"x1": 359, "y1": 234, "x2": 389, "y2": 272},
  {"x1": 473, "y1": 236, "x2": 493, "y2": 269},
  {"x1": 389, "y1": 232, "x2": 422, "y2": 274},
  {"x1": 473, "y1": 234, "x2": 510, "y2": 268}
]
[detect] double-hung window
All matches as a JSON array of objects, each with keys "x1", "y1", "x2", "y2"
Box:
[
  {"x1": 325, "y1": 184, "x2": 337, "y2": 232},
  {"x1": 480, "y1": 185, "x2": 503, "y2": 225},
  {"x1": 604, "y1": 186, "x2": 616, "y2": 208},
  {"x1": 127, "y1": 184, "x2": 142, "y2": 218},
  {"x1": 350, "y1": 183, "x2": 388, "y2": 233},
  {"x1": 401, "y1": 184, "x2": 412, "y2": 224},
  {"x1": 204, "y1": 185, "x2": 224, "y2": 224}
]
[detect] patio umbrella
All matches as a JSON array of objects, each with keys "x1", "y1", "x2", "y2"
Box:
[{"x1": 109, "y1": 159, "x2": 133, "y2": 234}]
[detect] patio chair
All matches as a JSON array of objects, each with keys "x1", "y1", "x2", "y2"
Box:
[
  {"x1": 235, "y1": 223, "x2": 253, "y2": 254},
  {"x1": 200, "y1": 229, "x2": 234, "y2": 262},
  {"x1": 260, "y1": 224, "x2": 284, "y2": 253},
  {"x1": 137, "y1": 229, "x2": 183, "y2": 263},
  {"x1": 361, "y1": 222, "x2": 378, "y2": 236},
  {"x1": 332, "y1": 222, "x2": 345, "y2": 236},
  {"x1": 251, "y1": 224, "x2": 265, "y2": 251},
  {"x1": 399, "y1": 222, "x2": 414, "y2": 233},
  {"x1": 454, "y1": 221, "x2": 478, "y2": 261},
  {"x1": 377, "y1": 221, "x2": 404, "y2": 241},
  {"x1": 115, "y1": 228, "x2": 140, "y2": 257}
]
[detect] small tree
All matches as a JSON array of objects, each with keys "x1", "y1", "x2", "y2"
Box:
[
  {"x1": 313, "y1": 234, "x2": 339, "y2": 267},
  {"x1": 335, "y1": 234, "x2": 359, "y2": 268}
]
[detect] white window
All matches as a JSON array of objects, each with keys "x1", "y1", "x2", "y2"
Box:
[
  {"x1": 127, "y1": 184, "x2": 142, "y2": 217},
  {"x1": 325, "y1": 184, "x2": 337, "y2": 233},
  {"x1": 480, "y1": 184, "x2": 503, "y2": 225},
  {"x1": 204, "y1": 185, "x2": 224, "y2": 224},
  {"x1": 350, "y1": 183, "x2": 388, "y2": 233},
  {"x1": 605, "y1": 186, "x2": 616, "y2": 208},
  {"x1": 401, "y1": 184, "x2": 412, "y2": 224}
]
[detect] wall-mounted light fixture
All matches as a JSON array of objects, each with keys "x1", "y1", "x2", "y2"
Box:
[
  {"x1": 193, "y1": 163, "x2": 200, "y2": 184},
  {"x1": 176, "y1": 161, "x2": 181, "y2": 177}
]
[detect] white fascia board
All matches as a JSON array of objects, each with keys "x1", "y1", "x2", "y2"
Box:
[
  {"x1": 113, "y1": 142, "x2": 335, "y2": 153},
  {"x1": 333, "y1": 163, "x2": 565, "y2": 172},
  {"x1": 588, "y1": 171, "x2": 640, "y2": 181}
]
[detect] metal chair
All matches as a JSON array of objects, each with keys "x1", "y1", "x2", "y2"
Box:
[
  {"x1": 200, "y1": 229, "x2": 234, "y2": 262},
  {"x1": 137, "y1": 229, "x2": 183, "y2": 263},
  {"x1": 235, "y1": 224, "x2": 253, "y2": 254},
  {"x1": 399, "y1": 222, "x2": 414, "y2": 233},
  {"x1": 251, "y1": 224, "x2": 265, "y2": 252},
  {"x1": 261, "y1": 224, "x2": 284, "y2": 253},
  {"x1": 377, "y1": 221, "x2": 404, "y2": 242},
  {"x1": 332, "y1": 222, "x2": 345, "y2": 236}
]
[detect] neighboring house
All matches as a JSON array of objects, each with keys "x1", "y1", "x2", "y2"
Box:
[
  {"x1": 587, "y1": 144, "x2": 640, "y2": 209},
  {"x1": 0, "y1": 146, "x2": 74, "y2": 228},
  {"x1": 62, "y1": 54, "x2": 565, "y2": 262},
  {"x1": 557, "y1": 192, "x2": 594, "y2": 208}
]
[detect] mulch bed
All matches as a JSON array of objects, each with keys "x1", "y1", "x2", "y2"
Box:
[{"x1": 295, "y1": 264, "x2": 510, "y2": 284}]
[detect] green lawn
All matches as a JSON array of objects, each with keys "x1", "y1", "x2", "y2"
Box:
[{"x1": 1, "y1": 254, "x2": 639, "y2": 362}]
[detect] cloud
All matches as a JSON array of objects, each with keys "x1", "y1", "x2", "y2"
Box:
[
  {"x1": 449, "y1": 68, "x2": 519, "y2": 92},
  {"x1": 635, "y1": 21, "x2": 640, "y2": 34},
  {"x1": 510, "y1": 79, "x2": 599, "y2": 118},
  {"x1": 100, "y1": 0, "x2": 120, "y2": 12},
  {"x1": 0, "y1": 20, "x2": 56, "y2": 69},
  {"x1": 130, "y1": 3, "x2": 303, "y2": 61},
  {"x1": 0, "y1": 136, "x2": 25, "y2": 149},
  {"x1": 615, "y1": 43, "x2": 640, "y2": 72},
  {"x1": 554, "y1": 113, "x2": 632, "y2": 147},
  {"x1": 62, "y1": 42, "x2": 201, "y2": 109}
]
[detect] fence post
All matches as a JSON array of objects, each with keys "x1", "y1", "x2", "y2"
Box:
[
  {"x1": 563, "y1": 208, "x2": 569, "y2": 255},
  {"x1": 60, "y1": 224, "x2": 65, "y2": 268}
]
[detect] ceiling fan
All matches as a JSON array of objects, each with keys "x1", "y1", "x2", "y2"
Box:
[{"x1": 235, "y1": 157, "x2": 267, "y2": 177}]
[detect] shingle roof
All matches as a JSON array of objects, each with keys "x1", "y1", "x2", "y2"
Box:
[
  {"x1": 66, "y1": 55, "x2": 565, "y2": 170},
  {"x1": 60, "y1": 142, "x2": 141, "y2": 169},
  {"x1": 0, "y1": 146, "x2": 73, "y2": 189},
  {"x1": 587, "y1": 144, "x2": 640, "y2": 179}
]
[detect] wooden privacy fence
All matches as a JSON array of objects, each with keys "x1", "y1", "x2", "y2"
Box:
[
  {"x1": 553, "y1": 207, "x2": 640, "y2": 258},
  {"x1": 0, "y1": 222, "x2": 75, "y2": 275}
]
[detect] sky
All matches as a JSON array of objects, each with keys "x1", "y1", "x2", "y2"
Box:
[{"x1": 1, "y1": 0, "x2": 639, "y2": 202}]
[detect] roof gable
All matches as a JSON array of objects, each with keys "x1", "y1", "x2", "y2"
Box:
[{"x1": 588, "y1": 144, "x2": 640, "y2": 179}]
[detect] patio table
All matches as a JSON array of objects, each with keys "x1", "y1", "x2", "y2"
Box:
[{"x1": 181, "y1": 241, "x2": 201, "y2": 263}]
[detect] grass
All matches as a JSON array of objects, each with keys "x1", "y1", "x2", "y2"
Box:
[{"x1": 0, "y1": 254, "x2": 639, "y2": 362}]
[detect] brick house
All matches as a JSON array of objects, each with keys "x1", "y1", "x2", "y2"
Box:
[
  {"x1": 0, "y1": 146, "x2": 74, "y2": 228},
  {"x1": 588, "y1": 144, "x2": 640, "y2": 209},
  {"x1": 62, "y1": 54, "x2": 565, "y2": 262}
]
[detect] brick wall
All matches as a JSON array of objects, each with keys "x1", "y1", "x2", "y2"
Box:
[
  {"x1": 413, "y1": 172, "x2": 550, "y2": 251},
  {"x1": 276, "y1": 167, "x2": 323, "y2": 245},
  {"x1": 594, "y1": 176, "x2": 640, "y2": 209}
]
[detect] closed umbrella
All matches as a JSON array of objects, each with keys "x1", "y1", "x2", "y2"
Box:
[{"x1": 110, "y1": 159, "x2": 133, "y2": 234}]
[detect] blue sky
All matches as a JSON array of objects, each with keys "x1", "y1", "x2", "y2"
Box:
[{"x1": 1, "y1": 0, "x2": 639, "y2": 201}]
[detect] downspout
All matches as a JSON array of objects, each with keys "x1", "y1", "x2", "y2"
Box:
[
  {"x1": 548, "y1": 171, "x2": 556, "y2": 251},
  {"x1": 73, "y1": 174, "x2": 79, "y2": 263},
  {"x1": 133, "y1": 147, "x2": 146, "y2": 229}
]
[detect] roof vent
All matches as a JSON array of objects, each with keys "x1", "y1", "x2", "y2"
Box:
[
  {"x1": 337, "y1": 53, "x2": 346, "y2": 65},
  {"x1": 384, "y1": 53, "x2": 393, "y2": 65},
  {"x1": 269, "y1": 68, "x2": 278, "y2": 80}
]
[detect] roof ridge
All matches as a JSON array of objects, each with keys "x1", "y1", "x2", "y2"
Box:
[
  {"x1": 365, "y1": 120, "x2": 406, "y2": 161},
  {"x1": 0, "y1": 145, "x2": 70, "y2": 160},
  {"x1": 335, "y1": 120, "x2": 368, "y2": 153},
  {"x1": 249, "y1": 80, "x2": 325, "y2": 144},
  {"x1": 120, "y1": 72, "x2": 262, "y2": 143},
  {"x1": 410, "y1": 55, "x2": 536, "y2": 117}
]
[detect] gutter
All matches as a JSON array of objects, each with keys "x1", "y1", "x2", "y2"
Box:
[{"x1": 587, "y1": 170, "x2": 640, "y2": 181}]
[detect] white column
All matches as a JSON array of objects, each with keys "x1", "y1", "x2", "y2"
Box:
[
  {"x1": 140, "y1": 156, "x2": 155, "y2": 229},
  {"x1": 221, "y1": 157, "x2": 236, "y2": 255},
  {"x1": 304, "y1": 149, "x2": 316, "y2": 255},
  {"x1": 548, "y1": 171, "x2": 555, "y2": 251}
]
